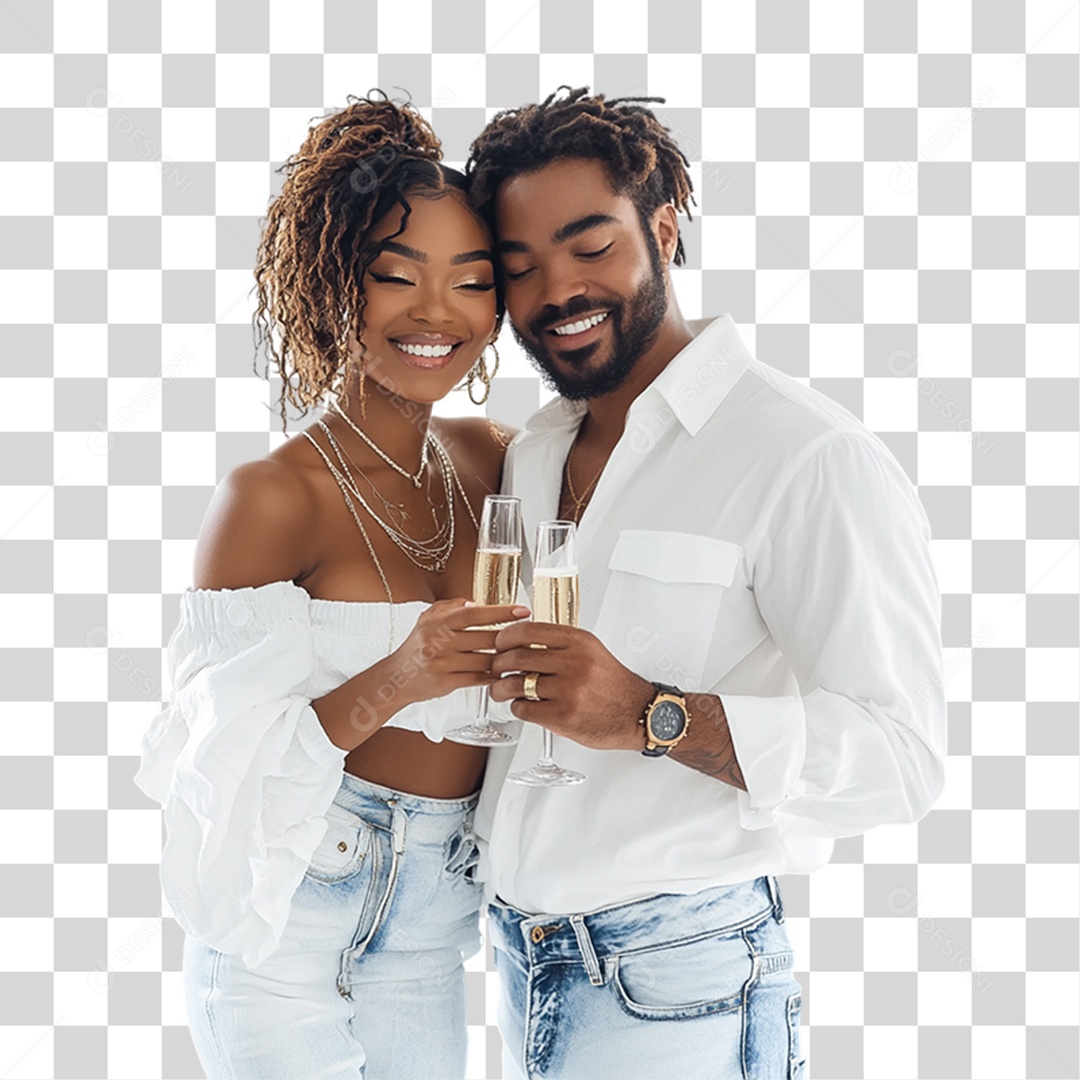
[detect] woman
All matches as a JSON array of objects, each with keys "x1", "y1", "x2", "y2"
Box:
[{"x1": 134, "y1": 93, "x2": 525, "y2": 1079}]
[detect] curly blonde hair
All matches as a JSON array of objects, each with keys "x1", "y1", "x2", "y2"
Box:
[{"x1": 253, "y1": 91, "x2": 478, "y2": 431}]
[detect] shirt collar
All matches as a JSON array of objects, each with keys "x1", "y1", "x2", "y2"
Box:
[
  {"x1": 638, "y1": 313, "x2": 755, "y2": 436},
  {"x1": 521, "y1": 314, "x2": 754, "y2": 439}
]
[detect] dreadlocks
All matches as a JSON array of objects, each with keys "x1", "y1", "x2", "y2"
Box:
[
  {"x1": 465, "y1": 86, "x2": 695, "y2": 265},
  {"x1": 253, "y1": 91, "x2": 470, "y2": 431}
]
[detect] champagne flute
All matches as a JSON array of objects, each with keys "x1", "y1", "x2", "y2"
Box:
[
  {"x1": 445, "y1": 495, "x2": 523, "y2": 746},
  {"x1": 507, "y1": 521, "x2": 586, "y2": 786}
]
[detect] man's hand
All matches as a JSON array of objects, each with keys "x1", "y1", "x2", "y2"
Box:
[
  {"x1": 489, "y1": 622, "x2": 749, "y2": 791},
  {"x1": 488, "y1": 621, "x2": 655, "y2": 751}
]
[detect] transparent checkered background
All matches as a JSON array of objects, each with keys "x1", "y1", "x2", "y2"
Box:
[{"x1": 1, "y1": 1, "x2": 1078, "y2": 1077}]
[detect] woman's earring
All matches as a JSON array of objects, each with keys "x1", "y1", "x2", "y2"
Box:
[
  {"x1": 356, "y1": 362, "x2": 368, "y2": 419},
  {"x1": 466, "y1": 337, "x2": 500, "y2": 406},
  {"x1": 340, "y1": 342, "x2": 369, "y2": 419}
]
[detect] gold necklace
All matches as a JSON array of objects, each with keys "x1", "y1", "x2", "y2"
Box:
[
  {"x1": 564, "y1": 436, "x2": 604, "y2": 524},
  {"x1": 301, "y1": 428, "x2": 482, "y2": 654},
  {"x1": 316, "y1": 420, "x2": 456, "y2": 573},
  {"x1": 329, "y1": 423, "x2": 443, "y2": 535},
  {"x1": 301, "y1": 431, "x2": 401, "y2": 654},
  {"x1": 329, "y1": 397, "x2": 432, "y2": 488}
]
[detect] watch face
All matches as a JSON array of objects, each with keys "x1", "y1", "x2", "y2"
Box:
[{"x1": 650, "y1": 700, "x2": 686, "y2": 741}]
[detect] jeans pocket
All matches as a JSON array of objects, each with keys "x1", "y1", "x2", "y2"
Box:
[
  {"x1": 442, "y1": 823, "x2": 481, "y2": 884},
  {"x1": 787, "y1": 990, "x2": 806, "y2": 1079},
  {"x1": 304, "y1": 803, "x2": 374, "y2": 885},
  {"x1": 611, "y1": 930, "x2": 754, "y2": 1022}
]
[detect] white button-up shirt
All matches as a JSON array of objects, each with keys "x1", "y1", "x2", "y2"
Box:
[{"x1": 475, "y1": 313, "x2": 947, "y2": 915}]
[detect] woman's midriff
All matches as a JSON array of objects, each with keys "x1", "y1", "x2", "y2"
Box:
[{"x1": 344, "y1": 727, "x2": 487, "y2": 799}]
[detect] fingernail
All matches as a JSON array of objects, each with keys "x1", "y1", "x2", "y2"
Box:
[
  {"x1": 464, "y1": 600, "x2": 477, "y2": 607},
  {"x1": 512, "y1": 606, "x2": 530, "y2": 617}
]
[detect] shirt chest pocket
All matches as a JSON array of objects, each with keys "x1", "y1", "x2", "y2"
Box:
[{"x1": 591, "y1": 529, "x2": 744, "y2": 692}]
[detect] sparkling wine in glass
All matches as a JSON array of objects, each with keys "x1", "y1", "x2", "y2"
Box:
[
  {"x1": 507, "y1": 520, "x2": 586, "y2": 786},
  {"x1": 445, "y1": 495, "x2": 523, "y2": 746}
]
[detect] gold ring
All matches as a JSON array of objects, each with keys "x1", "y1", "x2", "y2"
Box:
[{"x1": 522, "y1": 672, "x2": 541, "y2": 701}]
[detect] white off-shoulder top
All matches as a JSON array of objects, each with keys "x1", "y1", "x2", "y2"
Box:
[{"x1": 133, "y1": 579, "x2": 483, "y2": 969}]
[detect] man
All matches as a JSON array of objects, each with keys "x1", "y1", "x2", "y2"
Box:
[{"x1": 466, "y1": 88, "x2": 946, "y2": 1079}]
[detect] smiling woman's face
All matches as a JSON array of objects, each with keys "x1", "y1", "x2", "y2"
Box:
[{"x1": 351, "y1": 189, "x2": 498, "y2": 404}]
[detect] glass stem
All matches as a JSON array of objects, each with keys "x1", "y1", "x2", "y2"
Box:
[
  {"x1": 476, "y1": 684, "x2": 491, "y2": 724},
  {"x1": 538, "y1": 727, "x2": 555, "y2": 767}
]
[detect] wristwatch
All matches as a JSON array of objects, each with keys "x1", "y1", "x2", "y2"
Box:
[{"x1": 639, "y1": 681, "x2": 691, "y2": 757}]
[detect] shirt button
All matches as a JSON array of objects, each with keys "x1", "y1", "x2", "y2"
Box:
[{"x1": 227, "y1": 600, "x2": 250, "y2": 627}]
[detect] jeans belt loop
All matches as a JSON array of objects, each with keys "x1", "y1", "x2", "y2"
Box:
[
  {"x1": 569, "y1": 914, "x2": 605, "y2": 987},
  {"x1": 389, "y1": 800, "x2": 407, "y2": 855},
  {"x1": 766, "y1": 874, "x2": 784, "y2": 924}
]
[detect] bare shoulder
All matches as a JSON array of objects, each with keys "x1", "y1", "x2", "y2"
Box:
[
  {"x1": 434, "y1": 416, "x2": 519, "y2": 493},
  {"x1": 192, "y1": 453, "x2": 320, "y2": 591},
  {"x1": 435, "y1": 416, "x2": 519, "y2": 458}
]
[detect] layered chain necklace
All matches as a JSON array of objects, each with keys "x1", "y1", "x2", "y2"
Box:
[
  {"x1": 328, "y1": 397, "x2": 432, "y2": 488},
  {"x1": 301, "y1": 413, "x2": 479, "y2": 654},
  {"x1": 317, "y1": 419, "x2": 457, "y2": 571},
  {"x1": 326, "y1": 431, "x2": 422, "y2": 535}
]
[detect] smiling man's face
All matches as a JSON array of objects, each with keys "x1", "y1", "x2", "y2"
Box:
[{"x1": 493, "y1": 157, "x2": 671, "y2": 401}]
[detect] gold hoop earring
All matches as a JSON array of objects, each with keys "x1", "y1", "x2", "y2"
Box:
[{"x1": 466, "y1": 338, "x2": 500, "y2": 406}]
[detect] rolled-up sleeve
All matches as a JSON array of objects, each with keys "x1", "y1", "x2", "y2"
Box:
[
  {"x1": 721, "y1": 431, "x2": 947, "y2": 839},
  {"x1": 133, "y1": 582, "x2": 347, "y2": 969}
]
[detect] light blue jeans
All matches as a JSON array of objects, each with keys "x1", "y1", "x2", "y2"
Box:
[
  {"x1": 488, "y1": 875, "x2": 806, "y2": 1080},
  {"x1": 183, "y1": 772, "x2": 483, "y2": 1079}
]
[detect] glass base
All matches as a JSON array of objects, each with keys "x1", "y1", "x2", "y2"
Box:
[
  {"x1": 444, "y1": 723, "x2": 519, "y2": 747},
  {"x1": 507, "y1": 761, "x2": 586, "y2": 787}
]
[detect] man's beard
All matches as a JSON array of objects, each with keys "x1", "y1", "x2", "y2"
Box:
[{"x1": 510, "y1": 249, "x2": 669, "y2": 402}]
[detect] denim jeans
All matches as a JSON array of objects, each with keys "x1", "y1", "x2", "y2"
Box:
[
  {"x1": 488, "y1": 875, "x2": 806, "y2": 1080},
  {"x1": 183, "y1": 772, "x2": 484, "y2": 1079}
]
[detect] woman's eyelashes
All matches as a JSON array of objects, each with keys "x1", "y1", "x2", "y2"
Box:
[
  {"x1": 368, "y1": 269, "x2": 495, "y2": 292},
  {"x1": 368, "y1": 270, "x2": 413, "y2": 286}
]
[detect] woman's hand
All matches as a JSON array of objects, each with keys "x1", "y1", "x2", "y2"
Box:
[
  {"x1": 388, "y1": 598, "x2": 531, "y2": 705},
  {"x1": 314, "y1": 599, "x2": 530, "y2": 752}
]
